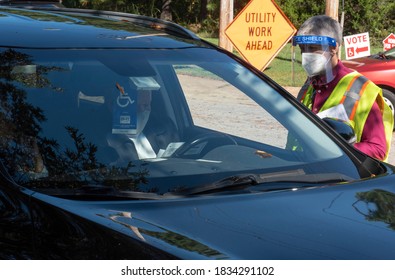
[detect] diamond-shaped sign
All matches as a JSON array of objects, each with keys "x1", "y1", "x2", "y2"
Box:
[
  {"x1": 225, "y1": 0, "x2": 296, "y2": 71},
  {"x1": 383, "y1": 33, "x2": 395, "y2": 51}
]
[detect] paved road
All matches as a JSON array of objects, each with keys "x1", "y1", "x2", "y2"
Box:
[{"x1": 285, "y1": 87, "x2": 395, "y2": 165}]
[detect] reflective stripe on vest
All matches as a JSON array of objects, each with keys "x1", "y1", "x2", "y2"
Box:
[{"x1": 340, "y1": 75, "x2": 369, "y2": 120}]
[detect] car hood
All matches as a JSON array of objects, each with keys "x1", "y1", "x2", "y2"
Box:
[
  {"x1": 342, "y1": 56, "x2": 393, "y2": 71},
  {"x1": 343, "y1": 57, "x2": 380, "y2": 67},
  {"x1": 30, "y1": 175, "x2": 395, "y2": 260}
]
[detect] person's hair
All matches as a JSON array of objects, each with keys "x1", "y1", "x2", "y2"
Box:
[{"x1": 297, "y1": 15, "x2": 343, "y2": 45}]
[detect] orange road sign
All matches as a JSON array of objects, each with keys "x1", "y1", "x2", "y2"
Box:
[{"x1": 225, "y1": 0, "x2": 296, "y2": 71}]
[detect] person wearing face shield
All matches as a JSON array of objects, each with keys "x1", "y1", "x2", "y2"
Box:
[{"x1": 293, "y1": 15, "x2": 393, "y2": 161}]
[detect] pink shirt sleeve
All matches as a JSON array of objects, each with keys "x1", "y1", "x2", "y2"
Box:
[{"x1": 353, "y1": 101, "x2": 387, "y2": 160}]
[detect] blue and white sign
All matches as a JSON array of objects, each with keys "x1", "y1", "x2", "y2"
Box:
[{"x1": 112, "y1": 89, "x2": 137, "y2": 134}]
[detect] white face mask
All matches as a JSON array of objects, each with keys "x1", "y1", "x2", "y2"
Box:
[{"x1": 302, "y1": 52, "x2": 331, "y2": 77}]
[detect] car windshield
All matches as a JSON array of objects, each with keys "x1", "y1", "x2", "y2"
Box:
[
  {"x1": 0, "y1": 47, "x2": 362, "y2": 197},
  {"x1": 385, "y1": 47, "x2": 395, "y2": 58},
  {"x1": 373, "y1": 47, "x2": 395, "y2": 59}
]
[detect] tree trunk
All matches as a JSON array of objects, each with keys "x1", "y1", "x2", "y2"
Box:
[
  {"x1": 200, "y1": 0, "x2": 208, "y2": 21},
  {"x1": 161, "y1": 0, "x2": 172, "y2": 21}
]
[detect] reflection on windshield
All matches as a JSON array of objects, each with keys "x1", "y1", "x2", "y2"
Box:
[
  {"x1": 0, "y1": 49, "x2": 51, "y2": 180},
  {"x1": 0, "y1": 49, "x2": 150, "y2": 192},
  {"x1": 0, "y1": 47, "x2": 361, "y2": 196}
]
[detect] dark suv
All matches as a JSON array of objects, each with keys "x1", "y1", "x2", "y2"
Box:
[{"x1": 1, "y1": 1, "x2": 395, "y2": 259}]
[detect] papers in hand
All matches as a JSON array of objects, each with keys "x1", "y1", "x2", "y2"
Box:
[{"x1": 317, "y1": 104, "x2": 349, "y2": 122}]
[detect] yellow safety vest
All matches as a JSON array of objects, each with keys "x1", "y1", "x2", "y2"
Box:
[{"x1": 300, "y1": 72, "x2": 393, "y2": 162}]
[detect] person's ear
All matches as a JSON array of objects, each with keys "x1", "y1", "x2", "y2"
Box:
[{"x1": 331, "y1": 44, "x2": 340, "y2": 56}]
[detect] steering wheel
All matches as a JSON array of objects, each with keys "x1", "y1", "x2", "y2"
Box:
[{"x1": 173, "y1": 132, "x2": 237, "y2": 158}]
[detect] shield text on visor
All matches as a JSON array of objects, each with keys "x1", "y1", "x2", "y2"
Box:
[
  {"x1": 293, "y1": 35, "x2": 337, "y2": 79},
  {"x1": 292, "y1": 35, "x2": 337, "y2": 49}
]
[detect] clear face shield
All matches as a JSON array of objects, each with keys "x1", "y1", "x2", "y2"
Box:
[{"x1": 292, "y1": 35, "x2": 337, "y2": 83}]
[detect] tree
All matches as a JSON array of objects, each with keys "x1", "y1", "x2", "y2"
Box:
[
  {"x1": 160, "y1": 0, "x2": 172, "y2": 21},
  {"x1": 61, "y1": 0, "x2": 395, "y2": 46}
]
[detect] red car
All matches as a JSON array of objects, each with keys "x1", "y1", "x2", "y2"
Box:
[{"x1": 343, "y1": 47, "x2": 395, "y2": 119}]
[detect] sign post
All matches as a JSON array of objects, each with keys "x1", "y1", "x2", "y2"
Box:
[
  {"x1": 225, "y1": 0, "x2": 296, "y2": 71},
  {"x1": 219, "y1": 0, "x2": 233, "y2": 52},
  {"x1": 343, "y1": 32, "x2": 370, "y2": 60},
  {"x1": 383, "y1": 33, "x2": 395, "y2": 51}
]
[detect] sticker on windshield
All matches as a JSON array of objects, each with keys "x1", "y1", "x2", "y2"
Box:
[{"x1": 112, "y1": 83, "x2": 137, "y2": 134}]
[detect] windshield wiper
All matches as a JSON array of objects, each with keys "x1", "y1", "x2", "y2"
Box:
[
  {"x1": 38, "y1": 184, "x2": 168, "y2": 200},
  {"x1": 167, "y1": 169, "x2": 354, "y2": 196},
  {"x1": 168, "y1": 174, "x2": 260, "y2": 196}
]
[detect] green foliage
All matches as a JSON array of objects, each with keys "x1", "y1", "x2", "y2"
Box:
[
  {"x1": 62, "y1": 0, "x2": 395, "y2": 46},
  {"x1": 276, "y1": 0, "x2": 324, "y2": 28},
  {"x1": 276, "y1": 0, "x2": 395, "y2": 45},
  {"x1": 263, "y1": 43, "x2": 305, "y2": 87},
  {"x1": 63, "y1": 0, "x2": 161, "y2": 17},
  {"x1": 340, "y1": 0, "x2": 393, "y2": 45},
  {"x1": 60, "y1": 0, "x2": 394, "y2": 86}
]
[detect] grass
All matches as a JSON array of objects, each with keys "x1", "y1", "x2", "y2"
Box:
[
  {"x1": 263, "y1": 43, "x2": 305, "y2": 87},
  {"x1": 200, "y1": 36, "x2": 384, "y2": 87}
]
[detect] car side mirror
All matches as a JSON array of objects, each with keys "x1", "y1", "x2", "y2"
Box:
[{"x1": 323, "y1": 117, "x2": 356, "y2": 144}]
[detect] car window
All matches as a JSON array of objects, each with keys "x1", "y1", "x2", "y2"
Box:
[
  {"x1": 0, "y1": 47, "x2": 361, "y2": 196},
  {"x1": 176, "y1": 65, "x2": 289, "y2": 149},
  {"x1": 385, "y1": 47, "x2": 395, "y2": 58}
]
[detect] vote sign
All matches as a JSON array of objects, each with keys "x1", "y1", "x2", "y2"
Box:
[{"x1": 343, "y1": 32, "x2": 370, "y2": 60}]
